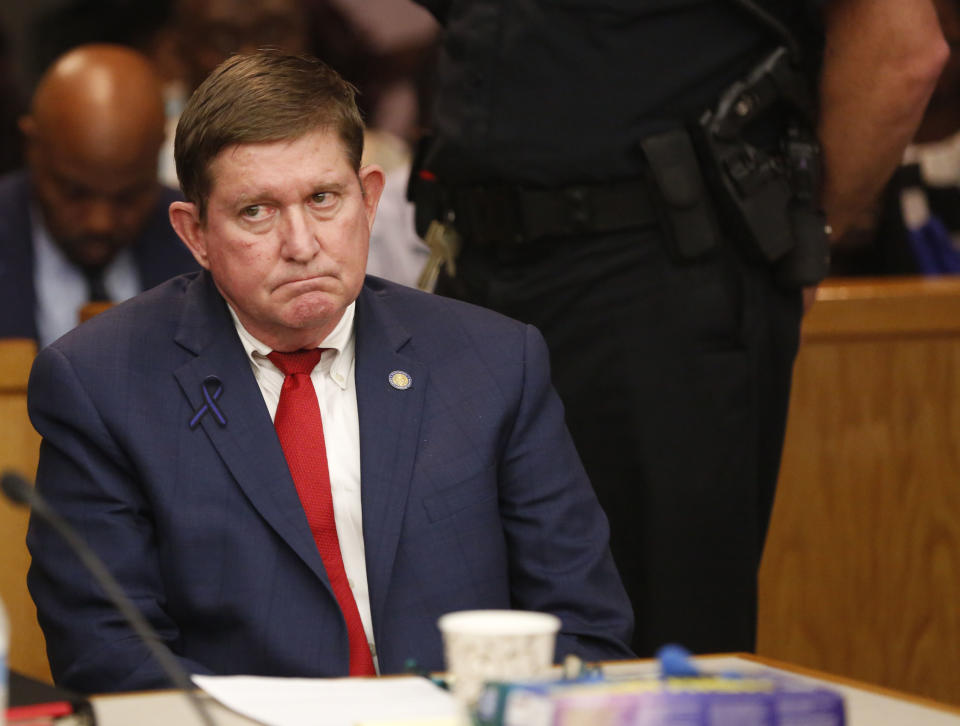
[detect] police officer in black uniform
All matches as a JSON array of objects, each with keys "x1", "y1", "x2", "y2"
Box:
[{"x1": 410, "y1": 0, "x2": 946, "y2": 656}]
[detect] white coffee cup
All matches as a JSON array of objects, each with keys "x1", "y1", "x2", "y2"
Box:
[{"x1": 437, "y1": 609, "x2": 561, "y2": 705}]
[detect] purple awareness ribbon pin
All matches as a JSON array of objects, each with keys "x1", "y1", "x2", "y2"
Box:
[{"x1": 189, "y1": 376, "x2": 227, "y2": 429}]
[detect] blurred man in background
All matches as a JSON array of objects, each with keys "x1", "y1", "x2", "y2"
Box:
[{"x1": 0, "y1": 43, "x2": 196, "y2": 346}]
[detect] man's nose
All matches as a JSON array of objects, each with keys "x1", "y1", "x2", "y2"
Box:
[
  {"x1": 81, "y1": 198, "x2": 119, "y2": 237},
  {"x1": 279, "y1": 208, "x2": 320, "y2": 261}
]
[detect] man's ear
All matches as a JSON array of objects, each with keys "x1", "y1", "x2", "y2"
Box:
[
  {"x1": 169, "y1": 201, "x2": 210, "y2": 269},
  {"x1": 358, "y1": 164, "x2": 386, "y2": 232}
]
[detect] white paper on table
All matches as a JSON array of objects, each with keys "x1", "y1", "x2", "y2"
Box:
[{"x1": 192, "y1": 674, "x2": 465, "y2": 726}]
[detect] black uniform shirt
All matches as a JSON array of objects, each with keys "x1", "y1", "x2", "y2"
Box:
[{"x1": 416, "y1": 0, "x2": 822, "y2": 186}]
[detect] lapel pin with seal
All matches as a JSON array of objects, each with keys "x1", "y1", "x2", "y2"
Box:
[{"x1": 388, "y1": 370, "x2": 412, "y2": 390}]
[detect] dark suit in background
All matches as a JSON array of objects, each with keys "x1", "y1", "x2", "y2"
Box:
[
  {"x1": 0, "y1": 170, "x2": 198, "y2": 342},
  {"x1": 26, "y1": 271, "x2": 633, "y2": 693}
]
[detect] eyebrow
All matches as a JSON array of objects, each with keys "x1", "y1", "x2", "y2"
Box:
[{"x1": 230, "y1": 179, "x2": 351, "y2": 208}]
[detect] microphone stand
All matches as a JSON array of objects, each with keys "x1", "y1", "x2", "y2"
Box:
[{"x1": 1, "y1": 471, "x2": 217, "y2": 726}]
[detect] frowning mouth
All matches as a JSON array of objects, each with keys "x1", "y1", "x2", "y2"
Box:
[{"x1": 273, "y1": 274, "x2": 337, "y2": 294}]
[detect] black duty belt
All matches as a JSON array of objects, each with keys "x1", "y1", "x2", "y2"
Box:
[{"x1": 439, "y1": 178, "x2": 660, "y2": 246}]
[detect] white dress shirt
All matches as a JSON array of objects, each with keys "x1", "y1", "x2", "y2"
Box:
[{"x1": 229, "y1": 302, "x2": 378, "y2": 671}]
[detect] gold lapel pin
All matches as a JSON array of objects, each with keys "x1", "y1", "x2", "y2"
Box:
[{"x1": 388, "y1": 370, "x2": 412, "y2": 390}]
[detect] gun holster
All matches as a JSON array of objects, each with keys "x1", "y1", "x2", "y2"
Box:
[{"x1": 694, "y1": 46, "x2": 830, "y2": 288}]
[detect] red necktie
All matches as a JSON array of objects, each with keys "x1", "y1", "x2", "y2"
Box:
[{"x1": 267, "y1": 349, "x2": 376, "y2": 676}]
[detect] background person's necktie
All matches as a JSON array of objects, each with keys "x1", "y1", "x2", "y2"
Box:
[
  {"x1": 82, "y1": 266, "x2": 110, "y2": 302},
  {"x1": 267, "y1": 349, "x2": 376, "y2": 676}
]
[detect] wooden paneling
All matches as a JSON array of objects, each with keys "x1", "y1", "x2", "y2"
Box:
[
  {"x1": 0, "y1": 338, "x2": 50, "y2": 681},
  {"x1": 758, "y1": 277, "x2": 960, "y2": 706}
]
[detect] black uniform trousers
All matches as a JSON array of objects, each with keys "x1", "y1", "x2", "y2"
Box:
[{"x1": 437, "y1": 223, "x2": 803, "y2": 656}]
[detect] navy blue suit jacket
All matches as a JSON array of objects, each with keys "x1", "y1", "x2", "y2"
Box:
[
  {"x1": 26, "y1": 271, "x2": 633, "y2": 693},
  {"x1": 0, "y1": 170, "x2": 198, "y2": 341}
]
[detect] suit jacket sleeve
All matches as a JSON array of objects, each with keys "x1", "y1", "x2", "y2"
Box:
[
  {"x1": 499, "y1": 323, "x2": 634, "y2": 660},
  {"x1": 26, "y1": 343, "x2": 213, "y2": 692}
]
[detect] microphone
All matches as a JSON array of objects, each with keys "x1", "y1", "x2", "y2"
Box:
[{"x1": 1, "y1": 470, "x2": 217, "y2": 726}]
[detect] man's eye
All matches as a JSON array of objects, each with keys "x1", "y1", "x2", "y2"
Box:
[
  {"x1": 56, "y1": 179, "x2": 91, "y2": 201},
  {"x1": 311, "y1": 192, "x2": 332, "y2": 205},
  {"x1": 241, "y1": 205, "x2": 263, "y2": 218}
]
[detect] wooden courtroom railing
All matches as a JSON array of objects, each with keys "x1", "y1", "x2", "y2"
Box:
[
  {"x1": 758, "y1": 276, "x2": 960, "y2": 706},
  {"x1": 0, "y1": 338, "x2": 50, "y2": 682}
]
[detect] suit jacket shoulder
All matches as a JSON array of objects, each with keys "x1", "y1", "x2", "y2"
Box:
[{"x1": 358, "y1": 274, "x2": 525, "y2": 338}]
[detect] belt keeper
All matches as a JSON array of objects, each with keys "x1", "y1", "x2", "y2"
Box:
[{"x1": 564, "y1": 186, "x2": 593, "y2": 233}]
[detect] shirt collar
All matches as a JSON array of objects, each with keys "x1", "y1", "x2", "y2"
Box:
[{"x1": 228, "y1": 302, "x2": 356, "y2": 390}]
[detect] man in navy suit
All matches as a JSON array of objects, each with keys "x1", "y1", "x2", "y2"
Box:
[
  {"x1": 26, "y1": 51, "x2": 633, "y2": 693},
  {"x1": 0, "y1": 44, "x2": 197, "y2": 346}
]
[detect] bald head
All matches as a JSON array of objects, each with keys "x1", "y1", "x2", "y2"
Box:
[{"x1": 22, "y1": 44, "x2": 167, "y2": 269}]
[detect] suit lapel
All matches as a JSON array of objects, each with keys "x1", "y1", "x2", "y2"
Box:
[
  {"x1": 354, "y1": 284, "x2": 426, "y2": 633},
  {"x1": 172, "y1": 273, "x2": 330, "y2": 585}
]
